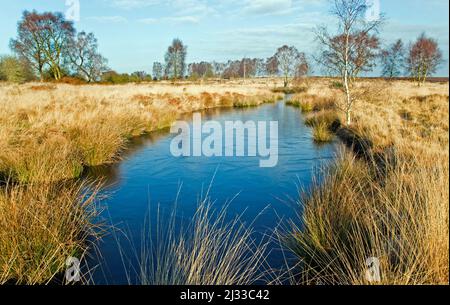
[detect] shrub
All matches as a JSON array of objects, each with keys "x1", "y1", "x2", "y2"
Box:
[
  {"x1": 330, "y1": 81, "x2": 343, "y2": 89},
  {"x1": 0, "y1": 56, "x2": 34, "y2": 83}
]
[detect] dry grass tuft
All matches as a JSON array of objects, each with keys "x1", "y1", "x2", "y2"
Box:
[
  {"x1": 137, "y1": 199, "x2": 269, "y2": 285},
  {"x1": 0, "y1": 179, "x2": 100, "y2": 284},
  {"x1": 287, "y1": 148, "x2": 449, "y2": 284},
  {"x1": 312, "y1": 122, "x2": 334, "y2": 143}
]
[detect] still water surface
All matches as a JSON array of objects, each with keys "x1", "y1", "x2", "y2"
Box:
[{"x1": 87, "y1": 96, "x2": 336, "y2": 284}]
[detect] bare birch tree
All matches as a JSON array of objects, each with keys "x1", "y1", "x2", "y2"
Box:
[
  {"x1": 164, "y1": 38, "x2": 187, "y2": 79},
  {"x1": 316, "y1": 0, "x2": 382, "y2": 126},
  {"x1": 274, "y1": 45, "x2": 301, "y2": 88}
]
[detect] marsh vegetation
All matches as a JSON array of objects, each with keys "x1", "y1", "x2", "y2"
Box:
[{"x1": 0, "y1": 0, "x2": 448, "y2": 286}]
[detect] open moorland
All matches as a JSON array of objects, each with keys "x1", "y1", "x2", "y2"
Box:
[{"x1": 0, "y1": 78, "x2": 448, "y2": 284}]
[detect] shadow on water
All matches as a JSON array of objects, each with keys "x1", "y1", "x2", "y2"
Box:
[{"x1": 84, "y1": 95, "x2": 337, "y2": 284}]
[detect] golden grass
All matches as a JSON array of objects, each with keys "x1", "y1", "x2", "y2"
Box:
[
  {"x1": 288, "y1": 94, "x2": 335, "y2": 113},
  {"x1": 0, "y1": 78, "x2": 448, "y2": 285},
  {"x1": 287, "y1": 79, "x2": 449, "y2": 285},
  {"x1": 0, "y1": 179, "x2": 99, "y2": 284},
  {"x1": 0, "y1": 81, "x2": 279, "y2": 284},
  {"x1": 138, "y1": 198, "x2": 269, "y2": 285},
  {"x1": 0, "y1": 82, "x2": 279, "y2": 182},
  {"x1": 312, "y1": 122, "x2": 334, "y2": 143}
]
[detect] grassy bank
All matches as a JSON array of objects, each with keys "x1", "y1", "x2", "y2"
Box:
[
  {"x1": 1, "y1": 78, "x2": 448, "y2": 285},
  {"x1": 0, "y1": 82, "x2": 281, "y2": 183},
  {"x1": 0, "y1": 81, "x2": 280, "y2": 283},
  {"x1": 286, "y1": 79, "x2": 449, "y2": 284}
]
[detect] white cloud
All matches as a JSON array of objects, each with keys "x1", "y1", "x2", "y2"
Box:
[
  {"x1": 164, "y1": 16, "x2": 200, "y2": 24},
  {"x1": 170, "y1": 0, "x2": 217, "y2": 16},
  {"x1": 87, "y1": 16, "x2": 128, "y2": 23},
  {"x1": 138, "y1": 18, "x2": 158, "y2": 24},
  {"x1": 110, "y1": 0, "x2": 159, "y2": 9},
  {"x1": 138, "y1": 16, "x2": 199, "y2": 25},
  {"x1": 242, "y1": 0, "x2": 293, "y2": 15}
]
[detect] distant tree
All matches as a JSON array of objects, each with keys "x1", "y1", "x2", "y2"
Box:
[
  {"x1": 152, "y1": 62, "x2": 163, "y2": 80},
  {"x1": 239, "y1": 58, "x2": 257, "y2": 79},
  {"x1": 316, "y1": 0, "x2": 382, "y2": 126},
  {"x1": 164, "y1": 38, "x2": 187, "y2": 79},
  {"x1": 274, "y1": 45, "x2": 301, "y2": 87},
  {"x1": 223, "y1": 60, "x2": 240, "y2": 79},
  {"x1": 0, "y1": 55, "x2": 34, "y2": 83},
  {"x1": 380, "y1": 39, "x2": 405, "y2": 79},
  {"x1": 10, "y1": 11, "x2": 50, "y2": 81},
  {"x1": 266, "y1": 56, "x2": 279, "y2": 76},
  {"x1": 255, "y1": 58, "x2": 266, "y2": 77},
  {"x1": 101, "y1": 70, "x2": 119, "y2": 83},
  {"x1": 68, "y1": 31, "x2": 108, "y2": 82},
  {"x1": 189, "y1": 62, "x2": 213, "y2": 79},
  {"x1": 212, "y1": 61, "x2": 226, "y2": 77},
  {"x1": 295, "y1": 52, "x2": 310, "y2": 78},
  {"x1": 407, "y1": 33, "x2": 443, "y2": 86},
  {"x1": 101, "y1": 70, "x2": 137, "y2": 84},
  {"x1": 131, "y1": 71, "x2": 151, "y2": 82}
]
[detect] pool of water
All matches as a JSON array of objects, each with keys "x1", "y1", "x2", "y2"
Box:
[{"x1": 86, "y1": 96, "x2": 336, "y2": 284}]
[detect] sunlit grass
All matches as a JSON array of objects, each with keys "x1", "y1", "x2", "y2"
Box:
[
  {"x1": 0, "y1": 178, "x2": 100, "y2": 284},
  {"x1": 286, "y1": 79, "x2": 449, "y2": 285}
]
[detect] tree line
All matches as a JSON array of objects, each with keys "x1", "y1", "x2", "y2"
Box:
[
  {"x1": 153, "y1": 42, "x2": 310, "y2": 88},
  {"x1": 0, "y1": 7, "x2": 444, "y2": 88}
]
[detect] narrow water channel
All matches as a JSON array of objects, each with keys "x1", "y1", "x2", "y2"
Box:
[{"x1": 86, "y1": 95, "x2": 336, "y2": 284}]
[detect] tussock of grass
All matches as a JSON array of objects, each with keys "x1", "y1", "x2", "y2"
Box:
[
  {"x1": 312, "y1": 122, "x2": 333, "y2": 143},
  {"x1": 0, "y1": 179, "x2": 100, "y2": 284},
  {"x1": 287, "y1": 149, "x2": 449, "y2": 284},
  {"x1": 304, "y1": 110, "x2": 340, "y2": 129},
  {"x1": 271, "y1": 86, "x2": 308, "y2": 94},
  {"x1": 136, "y1": 199, "x2": 269, "y2": 285},
  {"x1": 288, "y1": 94, "x2": 335, "y2": 113},
  {"x1": 233, "y1": 93, "x2": 281, "y2": 107},
  {"x1": 1, "y1": 133, "x2": 84, "y2": 183}
]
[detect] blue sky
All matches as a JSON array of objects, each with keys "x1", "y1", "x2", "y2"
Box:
[{"x1": 0, "y1": 0, "x2": 448, "y2": 75}]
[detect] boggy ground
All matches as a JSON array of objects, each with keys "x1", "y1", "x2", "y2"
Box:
[
  {"x1": 286, "y1": 78, "x2": 449, "y2": 284},
  {"x1": 0, "y1": 78, "x2": 448, "y2": 285},
  {"x1": 0, "y1": 80, "x2": 281, "y2": 284}
]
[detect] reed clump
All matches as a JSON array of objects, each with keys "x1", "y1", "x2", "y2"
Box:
[
  {"x1": 137, "y1": 199, "x2": 269, "y2": 285},
  {"x1": 288, "y1": 94, "x2": 335, "y2": 113},
  {"x1": 312, "y1": 122, "x2": 334, "y2": 143}
]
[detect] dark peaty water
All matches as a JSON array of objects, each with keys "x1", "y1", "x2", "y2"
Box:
[{"x1": 86, "y1": 96, "x2": 336, "y2": 284}]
